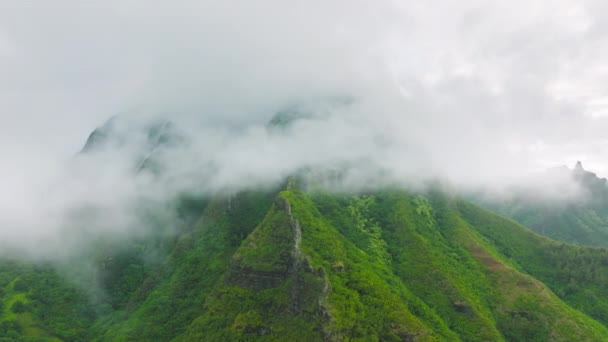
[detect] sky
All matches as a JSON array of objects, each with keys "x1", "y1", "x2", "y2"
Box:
[{"x1": 2, "y1": 0, "x2": 608, "y2": 255}]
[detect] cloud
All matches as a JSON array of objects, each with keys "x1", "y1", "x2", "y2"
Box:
[{"x1": 2, "y1": 0, "x2": 608, "y2": 256}]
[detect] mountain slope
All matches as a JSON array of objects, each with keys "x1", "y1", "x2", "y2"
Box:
[
  {"x1": 4, "y1": 183, "x2": 608, "y2": 340},
  {"x1": 474, "y1": 162, "x2": 608, "y2": 246},
  {"x1": 91, "y1": 184, "x2": 608, "y2": 340},
  {"x1": 4, "y1": 116, "x2": 608, "y2": 340}
]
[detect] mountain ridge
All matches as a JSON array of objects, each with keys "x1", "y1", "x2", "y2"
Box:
[
  {"x1": 474, "y1": 161, "x2": 608, "y2": 246},
  {"x1": 3, "y1": 118, "x2": 608, "y2": 340}
]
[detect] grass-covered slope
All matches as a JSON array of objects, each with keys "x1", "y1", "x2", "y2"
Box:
[
  {"x1": 4, "y1": 184, "x2": 608, "y2": 340},
  {"x1": 474, "y1": 162, "x2": 608, "y2": 247},
  {"x1": 479, "y1": 196, "x2": 608, "y2": 247},
  {"x1": 457, "y1": 199, "x2": 608, "y2": 330}
]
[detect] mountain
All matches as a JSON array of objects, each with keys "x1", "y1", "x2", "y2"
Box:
[
  {"x1": 82, "y1": 116, "x2": 185, "y2": 154},
  {"x1": 3, "y1": 118, "x2": 608, "y2": 340},
  {"x1": 473, "y1": 162, "x2": 608, "y2": 247}
]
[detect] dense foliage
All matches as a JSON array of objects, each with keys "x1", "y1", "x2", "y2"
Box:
[{"x1": 3, "y1": 182, "x2": 608, "y2": 340}]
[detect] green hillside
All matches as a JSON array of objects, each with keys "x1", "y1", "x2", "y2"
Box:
[
  {"x1": 475, "y1": 162, "x2": 608, "y2": 247},
  {"x1": 3, "y1": 180, "x2": 608, "y2": 340}
]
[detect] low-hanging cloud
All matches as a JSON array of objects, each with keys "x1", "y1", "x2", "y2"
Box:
[{"x1": 2, "y1": 0, "x2": 608, "y2": 257}]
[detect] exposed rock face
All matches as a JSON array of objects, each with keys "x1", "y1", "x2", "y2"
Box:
[
  {"x1": 572, "y1": 160, "x2": 608, "y2": 194},
  {"x1": 316, "y1": 266, "x2": 336, "y2": 341},
  {"x1": 225, "y1": 197, "x2": 322, "y2": 295},
  {"x1": 284, "y1": 198, "x2": 308, "y2": 314},
  {"x1": 223, "y1": 195, "x2": 336, "y2": 339}
]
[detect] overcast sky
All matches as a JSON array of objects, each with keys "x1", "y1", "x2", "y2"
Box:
[
  {"x1": 2, "y1": 1, "x2": 608, "y2": 170},
  {"x1": 3, "y1": 0, "x2": 608, "y2": 255}
]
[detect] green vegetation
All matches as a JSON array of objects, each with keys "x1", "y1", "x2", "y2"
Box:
[
  {"x1": 474, "y1": 163, "x2": 608, "y2": 247},
  {"x1": 4, "y1": 183, "x2": 608, "y2": 340},
  {"x1": 0, "y1": 262, "x2": 94, "y2": 341}
]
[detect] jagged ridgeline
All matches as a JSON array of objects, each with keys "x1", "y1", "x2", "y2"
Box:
[{"x1": 3, "y1": 114, "x2": 608, "y2": 340}]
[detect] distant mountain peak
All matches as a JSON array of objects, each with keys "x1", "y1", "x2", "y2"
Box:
[
  {"x1": 81, "y1": 116, "x2": 185, "y2": 154},
  {"x1": 267, "y1": 97, "x2": 353, "y2": 131},
  {"x1": 575, "y1": 160, "x2": 584, "y2": 172}
]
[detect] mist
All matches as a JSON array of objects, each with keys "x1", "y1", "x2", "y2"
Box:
[{"x1": 2, "y1": 0, "x2": 608, "y2": 257}]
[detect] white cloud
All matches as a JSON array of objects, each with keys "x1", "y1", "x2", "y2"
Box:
[{"x1": 2, "y1": 0, "x2": 608, "y2": 256}]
